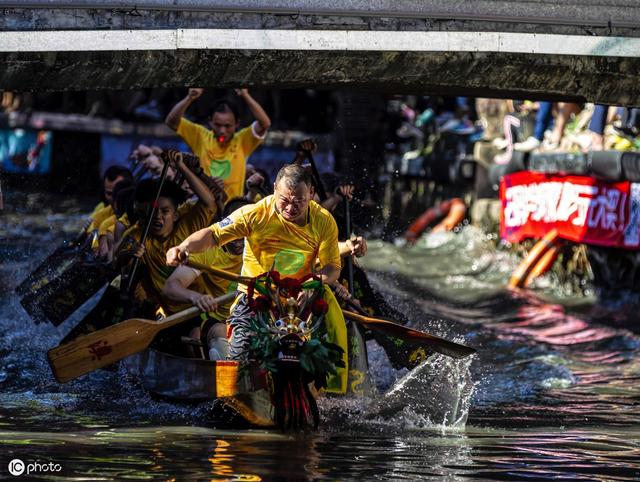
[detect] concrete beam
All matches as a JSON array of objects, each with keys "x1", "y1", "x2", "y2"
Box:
[
  {"x1": 1, "y1": 3, "x2": 639, "y2": 104},
  {"x1": 1, "y1": 29, "x2": 639, "y2": 57}
]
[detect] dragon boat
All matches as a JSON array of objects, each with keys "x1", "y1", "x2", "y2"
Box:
[
  {"x1": 121, "y1": 348, "x2": 283, "y2": 427},
  {"x1": 48, "y1": 267, "x2": 474, "y2": 430},
  {"x1": 128, "y1": 270, "x2": 373, "y2": 429},
  {"x1": 120, "y1": 270, "x2": 374, "y2": 429}
]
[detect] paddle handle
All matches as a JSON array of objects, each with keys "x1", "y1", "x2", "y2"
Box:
[
  {"x1": 304, "y1": 150, "x2": 328, "y2": 202},
  {"x1": 157, "y1": 292, "x2": 236, "y2": 330},
  {"x1": 186, "y1": 260, "x2": 253, "y2": 286},
  {"x1": 344, "y1": 308, "x2": 446, "y2": 339},
  {"x1": 344, "y1": 297, "x2": 368, "y2": 317},
  {"x1": 156, "y1": 306, "x2": 200, "y2": 329},
  {"x1": 126, "y1": 155, "x2": 170, "y2": 293},
  {"x1": 343, "y1": 309, "x2": 381, "y2": 325},
  {"x1": 344, "y1": 198, "x2": 355, "y2": 297}
]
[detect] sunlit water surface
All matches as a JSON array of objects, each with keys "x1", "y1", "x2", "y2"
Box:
[{"x1": 1, "y1": 214, "x2": 639, "y2": 480}]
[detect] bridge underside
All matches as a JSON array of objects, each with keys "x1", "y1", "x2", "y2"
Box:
[{"x1": 3, "y1": 49, "x2": 639, "y2": 105}]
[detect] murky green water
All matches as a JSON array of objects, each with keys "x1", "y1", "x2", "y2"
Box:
[{"x1": 1, "y1": 214, "x2": 639, "y2": 480}]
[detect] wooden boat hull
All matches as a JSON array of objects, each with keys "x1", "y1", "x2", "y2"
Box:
[
  {"x1": 121, "y1": 322, "x2": 373, "y2": 428},
  {"x1": 121, "y1": 348, "x2": 277, "y2": 427}
]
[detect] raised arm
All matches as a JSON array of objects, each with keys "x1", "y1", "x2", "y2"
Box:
[
  {"x1": 166, "y1": 150, "x2": 217, "y2": 211},
  {"x1": 236, "y1": 89, "x2": 271, "y2": 136},
  {"x1": 165, "y1": 88, "x2": 203, "y2": 131}
]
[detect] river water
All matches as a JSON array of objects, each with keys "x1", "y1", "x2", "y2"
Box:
[{"x1": 1, "y1": 209, "x2": 639, "y2": 481}]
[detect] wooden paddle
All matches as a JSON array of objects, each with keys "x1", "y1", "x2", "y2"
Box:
[
  {"x1": 341, "y1": 297, "x2": 475, "y2": 366},
  {"x1": 342, "y1": 306, "x2": 475, "y2": 360},
  {"x1": 48, "y1": 292, "x2": 236, "y2": 383},
  {"x1": 299, "y1": 145, "x2": 328, "y2": 202},
  {"x1": 187, "y1": 261, "x2": 254, "y2": 285},
  {"x1": 186, "y1": 261, "x2": 476, "y2": 360},
  {"x1": 125, "y1": 153, "x2": 170, "y2": 294}
]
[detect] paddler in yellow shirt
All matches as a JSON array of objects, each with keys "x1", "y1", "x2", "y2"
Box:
[
  {"x1": 122, "y1": 151, "x2": 218, "y2": 313},
  {"x1": 166, "y1": 164, "x2": 350, "y2": 394},
  {"x1": 165, "y1": 88, "x2": 271, "y2": 200},
  {"x1": 95, "y1": 179, "x2": 136, "y2": 261},
  {"x1": 161, "y1": 198, "x2": 251, "y2": 361},
  {"x1": 88, "y1": 166, "x2": 133, "y2": 233}
]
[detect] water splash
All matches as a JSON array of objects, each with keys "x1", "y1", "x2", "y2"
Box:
[{"x1": 365, "y1": 354, "x2": 476, "y2": 431}]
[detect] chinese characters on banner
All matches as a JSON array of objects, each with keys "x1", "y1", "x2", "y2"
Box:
[{"x1": 500, "y1": 172, "x2": 640, "y2": 249}]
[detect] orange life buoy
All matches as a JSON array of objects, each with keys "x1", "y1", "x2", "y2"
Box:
[
  {"x1": 431, "y1": 198, "x2": 467, "y2": 233},
  {"x1": 508, "y1": 229, "x2": 563, "y2": 289},
  {"x1": 404, "y1": 198, "x2": 466, "y2": 243}
]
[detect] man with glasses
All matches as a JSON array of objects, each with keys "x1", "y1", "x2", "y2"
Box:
[{"x1": 166, "y1": 163, "x2": 350, "y2": 393}]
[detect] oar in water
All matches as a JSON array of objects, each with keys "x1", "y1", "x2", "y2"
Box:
[
  {"x1": 60, "y1": 156, "x2": 172, "y2": 343},
  {"x1": 342, "y1": 301, "x2": 475, "y2": 360},
  {"x1": 48, "y1": 292, "x2": 236, "y2": 383},
  {"x1": 185, "y1": 261, "x2": 476, "y2": 361}
]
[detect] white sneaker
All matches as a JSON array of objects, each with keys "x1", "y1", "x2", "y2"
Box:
[{"x1": 513, "y1": 136, "x2": 541, "y2": 152}]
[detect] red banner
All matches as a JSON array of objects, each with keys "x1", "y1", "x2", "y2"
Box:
[{"x1": 500, "y1": 172, "x2": 640, "y2": 249}]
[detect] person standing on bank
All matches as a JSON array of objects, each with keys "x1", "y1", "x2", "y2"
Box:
[{"x1": 165, "y1": 88, "x2": 271, "y2": 200}]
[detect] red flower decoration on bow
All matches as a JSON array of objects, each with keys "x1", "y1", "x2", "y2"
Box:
[
  {"x1": 311, "y1": 298, "x2": 329, "y2": 316},
  {"x1": 249, "y1": 295, "x2": 272, "y2": 313},
  {"x1": 268, "y1": 271, "x2": 281, "y2": 284},
  {"x1": 278, "y1": 277, "x2": 302, "y2": 297}
]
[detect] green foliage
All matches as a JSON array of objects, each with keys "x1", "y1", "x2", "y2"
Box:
[
  {"x1": 247, "y1": 317, "x2": 278, "y2": 373},
  {"x1": 299, "y1": 337, "x2": 345, "y2": 377},
  {"x1": 246, "y1": 317, "x2": 345, "y2": 385}
]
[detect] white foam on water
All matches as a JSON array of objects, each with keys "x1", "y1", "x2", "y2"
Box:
[
  {"x1": 317, "y1": 353, "x2": 476, "y2": 434},
  {"x1": 366, "y1": 354, "x2": 476, "y2": 430}
]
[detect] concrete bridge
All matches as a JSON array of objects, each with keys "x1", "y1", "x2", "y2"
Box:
[{"x1": 1, "y1": 1, "x2": 640, "y2": 105}]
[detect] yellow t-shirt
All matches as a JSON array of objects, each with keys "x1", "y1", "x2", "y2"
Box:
[
  {"x1": 128, "y1": 201, "x2": 216, "y2": 312},
  {"x1": 117, "y1": 213, "x2": 131, "y2": 229},
  {"x1": 209, "y1": 196, "x2": 346, "y2": 394},
  {"x1": 176, "y1": 118, "x2": 264, "y2": 199},
  {"x1": 88, "y1": 204, "x2": 113, "y2": 232},
  {"x1": 188, "y1": 246, "x2": 243, "y2": 321},
  {"x1": 98, "y1": 214, "x2": 117, "y2": 236},
  {"x1": 90, "y1": 201, "x2": 106, "y2": 218},
  {"x1": 209, "y1": 195, "x2": 341, "y2": 289}
]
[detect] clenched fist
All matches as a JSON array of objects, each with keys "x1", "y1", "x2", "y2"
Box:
[
  {"x1": 188, "y1": 88, "x2": 204, "y2": 99},
  {"x1": 166, "y1": 245, "x2": 189, "y2": 266}
]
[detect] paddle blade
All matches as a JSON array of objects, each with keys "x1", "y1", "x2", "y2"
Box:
[
  {"x1": 368, "y1": 329, "x2": 429, "y2": 370},
  {"x1": 47, "y1": 318, "x2": 157, "y2": 383},
  {"x1": 343, "y1": 310, "x2": 476, "y2": 360}
]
